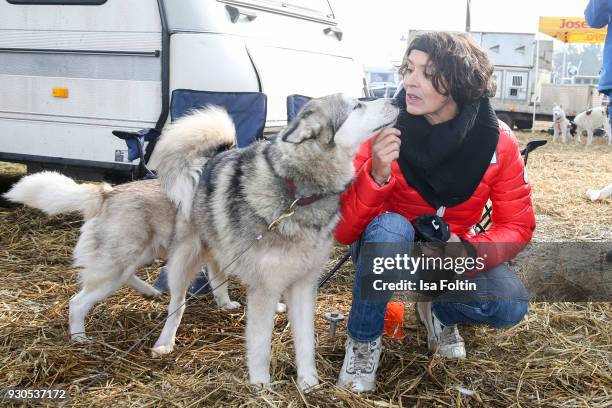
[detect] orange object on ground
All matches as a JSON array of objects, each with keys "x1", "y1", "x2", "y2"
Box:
[{"x1": 384, "y1": 302, "x2": 406, "y2": 340}]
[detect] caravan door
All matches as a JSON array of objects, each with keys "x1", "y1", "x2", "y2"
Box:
[{"x1": 166, "y1": 0, "x2": 366, "y2": 129}]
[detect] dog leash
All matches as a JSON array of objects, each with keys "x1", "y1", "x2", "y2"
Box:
[
  {"x1": 267, "y1": 198, "x2": 300, "y2": 230},
  {"x1": 61, "y1": 202, "x2": 300, "y2": 406}
]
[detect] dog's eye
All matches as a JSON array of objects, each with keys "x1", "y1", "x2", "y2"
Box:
[{"x1": 353, "y1": 103, "x2": 364, "y2": 111}]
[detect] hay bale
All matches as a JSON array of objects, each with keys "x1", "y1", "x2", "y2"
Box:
[{"x1": 0, "y1": 135, "x2": 610, "y2": 407}]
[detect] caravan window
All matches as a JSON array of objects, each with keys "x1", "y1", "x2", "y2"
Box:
[
  {"x1": 7, "y1": 0, "x2": 106, "y2": 4},
  {"x1": 371, "y1": 72, "x2": 394, "y2": 83},
  {"x1": 220, "y1": 0, "x2": 334, "y2": 21}
]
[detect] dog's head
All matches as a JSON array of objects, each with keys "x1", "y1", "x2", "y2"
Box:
[
  {"x1": 552, "y1": 105, "x2": 565, "y2": 122},
  {"x1": 280, "y1": 94, "x2": 399, "y2": 150}
]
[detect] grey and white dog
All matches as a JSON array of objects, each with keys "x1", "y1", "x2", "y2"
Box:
[
  {"x1": 4, "y1": 94, "x2": 399, "y2": 389},
  {"x1": 4, "y1": 167, "x2": 242, "y2": 340},
  {"x1": 149, "y1": 94, "x2": 398, "y2": 389}
]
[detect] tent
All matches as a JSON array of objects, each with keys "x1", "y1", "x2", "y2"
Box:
[
  {"x1": 531, "y1": 17, "x2": 607, "y2": 131},
  {"x1": 539, "y1": 16, "x2": 606, "y2": 44}
]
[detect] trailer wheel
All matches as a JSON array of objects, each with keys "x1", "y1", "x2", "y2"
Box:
[
  {"x1": 496, "y1": 113, "x2": 514, "y2": 129},
  {"x1": 515, "y1": 119, "x2": 533, "y2": 130}
]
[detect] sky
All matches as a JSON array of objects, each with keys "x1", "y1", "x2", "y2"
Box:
[{"x1": 331, "y1": 0, "x2": 592, "y2": 65}]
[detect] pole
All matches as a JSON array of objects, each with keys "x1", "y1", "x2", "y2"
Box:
[
  {"x1": 466, "y1": 0, "x2": 471, "y2": 32},
  {"x1": 532, "y1": 34, "x2": 540, "y2": 135},
  {"x1": 562, "y1": 43, "x2": 567, "y2": 83}
]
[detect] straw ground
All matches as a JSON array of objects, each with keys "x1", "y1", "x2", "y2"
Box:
[{"x1": 0, "y1": 130, "x2": 610, "y2": 407}]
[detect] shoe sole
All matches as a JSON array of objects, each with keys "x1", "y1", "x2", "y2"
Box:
[
  {"x1": 416, "y1": 302, "x2": 466, "y2": 359},
  {"x1": 337, "y1": 378, "x2": 376, "y2": 393},
  {"x1": 415, "y1": 302, "x2": 437, "y2": 352}
]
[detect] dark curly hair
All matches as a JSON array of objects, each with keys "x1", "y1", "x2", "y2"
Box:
[{"x1": 399, "y1": 32, "x2": 496, "y2": 106}]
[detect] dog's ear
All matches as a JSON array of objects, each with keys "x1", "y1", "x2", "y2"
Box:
[
  {"x1": 586, "y1": 109, "x2": 592, "y2": 116},
  {"x1": 281, "y1": 116, "x2": 322, "y2": 144}
]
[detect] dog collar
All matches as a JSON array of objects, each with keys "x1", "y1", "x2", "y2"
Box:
[{"x1": 285, "y1": 178, "x2": 325, "y2": 206}]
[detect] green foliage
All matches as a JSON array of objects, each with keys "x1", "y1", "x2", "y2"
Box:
[{"x1": 553, "y1": 44, "x2": 603, "y2": 77}]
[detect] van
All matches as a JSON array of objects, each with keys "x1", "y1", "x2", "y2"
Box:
[
  {"x1": 364, "y1": 65, "x2": 399, "y2": 90},
  {"x1": 0, "y1": 0, "x2": 366, "y2": 178}
]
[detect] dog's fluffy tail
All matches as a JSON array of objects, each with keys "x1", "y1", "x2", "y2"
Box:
[
  {"x1": 3, "y1": 171, "x2": 112, "y2": 219},
  {"x1": 149, "y1": 106, "x2": 236, "y2": 217}
]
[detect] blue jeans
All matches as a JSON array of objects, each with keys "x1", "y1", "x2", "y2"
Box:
[
  {"x1": 602, "y1": 91, "x2": 612, "y2": 129},
  {"x1": 347, "y1": 212, "x2": 529, "y2": 342}
]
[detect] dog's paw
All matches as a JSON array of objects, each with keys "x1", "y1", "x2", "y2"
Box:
[
  {"x1": 249, "y1": 375, "x2": 271, "y2": 388},
  {"x1": 275, "y1": 302, "x2": 287, "y2": 314},
  {"x1": 586, "y1": 189, "x2": 601, "y2": 201},
  {"x1": 143, "y1": 288, "x2": 163, "y2": 300},
  {"x1": 250, "y1": 382, "x2": 273, "y2": 393},
  {"x1": 70, "y1": 333, "x2": 89, "y2": 343},
  {"x1": 221, "y1": 300, "x2": 241, "y2": 311},
  {"x1": 297, "y1": 373, "x2": 319, "y2": 391},
  {"x1": 151, "y1": 343, "x2": 174, "y2": 357}
]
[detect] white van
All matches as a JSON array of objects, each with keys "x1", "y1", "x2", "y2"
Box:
[{"x1": 0, "y1": 0, "x2": 366, "y2": 178}]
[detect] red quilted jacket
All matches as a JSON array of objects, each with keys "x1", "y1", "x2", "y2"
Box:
[{"x1": 334, "y1": 121, "x2": 536, "y2": 275}]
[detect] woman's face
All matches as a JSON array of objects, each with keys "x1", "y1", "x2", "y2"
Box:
[{"x1": 402, "y1": 49, "x2": 458, "y2": 125}]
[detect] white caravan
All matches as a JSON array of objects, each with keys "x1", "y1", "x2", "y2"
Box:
[{"x1": 0, "y1": 0, "x2": 365, "y2": 178}]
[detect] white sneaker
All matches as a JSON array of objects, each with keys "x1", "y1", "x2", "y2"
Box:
[
  {"x1": 337, "y1": 335, "x2": 382, "y2": 393},
  {"x1": 417, "y1": 301, "x2": 466, "y2": 359}
]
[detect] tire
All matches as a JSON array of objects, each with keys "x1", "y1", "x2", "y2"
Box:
[
  {"x1": 496, "y1": 112, "x2": 514, "y2": 129},
  {"x1": 515, "y1": 119, "x2": 533, "y2": 130}
]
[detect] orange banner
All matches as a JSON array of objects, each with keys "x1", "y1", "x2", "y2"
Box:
[{"x1": 539, "y1": 16, "x2": 607, "y2": 43}]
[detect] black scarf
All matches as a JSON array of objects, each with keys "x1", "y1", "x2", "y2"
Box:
[{"x1": 394, "y1": 88, "x2": 499, "y2": 209}]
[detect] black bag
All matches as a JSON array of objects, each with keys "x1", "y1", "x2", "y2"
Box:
[
  {"x1": 412, "y1": 214, "x2": 455, "y2": 296},
  {"x1": 413, "y1": 214, "x2": 451, "y2": 243}
]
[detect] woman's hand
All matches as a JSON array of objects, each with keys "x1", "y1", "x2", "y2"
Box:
[
  {"x1": 444, "y1": 233, "x2": 468, "y2": 259},
  {"x1": 420, "y1": 233, "x2": 467, "y2": 259},
  {"x1": 370, "y1": 128, "x2": 401, "y2": 186}
]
